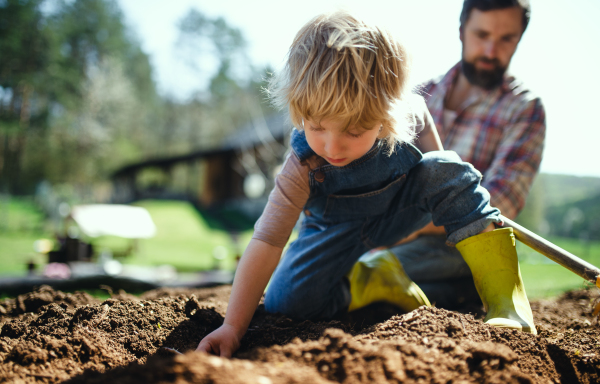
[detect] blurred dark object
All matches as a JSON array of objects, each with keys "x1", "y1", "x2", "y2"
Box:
[
  {"x1": 26, "y1": 260, "x2": 36, "y2": 276},
  {"x1": 48, "y1": 237, "x2": 93, "y2": 263}
]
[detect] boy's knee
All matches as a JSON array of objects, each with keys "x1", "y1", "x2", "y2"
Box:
[
  {"x1": 264, "y1": 278, "x2": 348, "y2": 320},
  {"x1": 419, "y1": 151, "x2": 482, "y2": 186},
  {"x1": 264, "y1": 285, "x2": 310, "y2": 319}
]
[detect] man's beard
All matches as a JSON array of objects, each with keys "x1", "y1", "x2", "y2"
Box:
[{"x1": 461, "y1": 57, "x2": 507, "y2": 90}]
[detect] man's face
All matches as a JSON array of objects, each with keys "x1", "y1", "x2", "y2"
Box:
[{"x1": 460, "y1": 6, "x2": 523, "y2": 89}]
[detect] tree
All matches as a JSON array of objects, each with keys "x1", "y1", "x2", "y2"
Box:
[
  {"x1": 1, "y1": 1, "x2": 275, "y2": 197},
  {"x1": 0, "y1": 0, "x2": 160, "y2": 193},
  {"x1": 0, "y1": 0, "x2": 50, "y2": 193},
  {"x1": 172, "y1": 9, "x2": 276, "y2": 149}
]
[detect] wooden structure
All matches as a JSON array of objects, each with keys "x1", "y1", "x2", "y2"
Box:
[{"x1": 111, "y1": 113, "x2": 290, "y2": 232}]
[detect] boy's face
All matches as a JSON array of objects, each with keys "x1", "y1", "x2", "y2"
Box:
[{"x1": 304, "y1": 118, "x2": 381, "y2": 167}]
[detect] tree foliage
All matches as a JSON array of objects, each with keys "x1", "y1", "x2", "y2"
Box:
[
  {"x1": 171, "y1": 8, "x2": 275, "y2": 149},
  {"x1": 0, "y1": 1, "x2": 273, "y2": 197},
  {"x1": 0, "y1": 0, "x2": 50, "y2": 192},
  {"x1": 0, "y1": 0, "x2": 161, "y2": 193}
]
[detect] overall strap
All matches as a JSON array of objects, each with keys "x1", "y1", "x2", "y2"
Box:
[{"x1": 290, "y1": 129, "x2": 315, "y2": 162}]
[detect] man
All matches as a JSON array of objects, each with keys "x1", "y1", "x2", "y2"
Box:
[{"x1": 351, "y1": 0, "x2": 546, "y2": 310}]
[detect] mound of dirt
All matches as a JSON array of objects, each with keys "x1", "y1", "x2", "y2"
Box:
[{"x1": 1, "y1": 284, "x2": 599, "y2": 383}]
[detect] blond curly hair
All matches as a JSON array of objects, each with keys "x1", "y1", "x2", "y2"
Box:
[{"x1": 267, "y1": 11, "x2": 415, "y2": 151}]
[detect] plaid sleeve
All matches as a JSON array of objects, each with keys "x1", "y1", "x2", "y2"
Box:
[{"x1": 481, "y1": 97, "x2": 546, "y2": 219}]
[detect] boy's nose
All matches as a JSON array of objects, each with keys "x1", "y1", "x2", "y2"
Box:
[{"x1": 325, "y1": 137, "x2": 344, "y2": 155}]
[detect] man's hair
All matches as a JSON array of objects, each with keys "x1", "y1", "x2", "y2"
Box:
[
  {"x1": 267, "y1": 11, "x2": 415, "y2": 150},
  {"x1": 460, "y1": 0, "x2": 531, "y2": 34}
]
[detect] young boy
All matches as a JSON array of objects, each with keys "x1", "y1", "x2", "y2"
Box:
[{"x1": 197, "y1": 11, "x2": 536, "y2": 357}]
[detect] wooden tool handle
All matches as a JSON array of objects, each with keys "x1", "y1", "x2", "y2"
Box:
[{"x1": 499, "y1": 215, "x2": 600, "y2": 287}]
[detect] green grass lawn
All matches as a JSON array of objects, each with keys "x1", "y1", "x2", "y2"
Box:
[
  {"x1": 0, "y1": 196, "x2": 52, "y2": 275},
  {"x1": 93, "y1": 200, "x2": 254, "y2": 272},
  {"x1": 0, "y1": 198, "x2": 253, "y2": 275},
  {"x1": 518, "y1": 238, "x2": 600, "y2": 299},
  {"x1": 1, "y1": 196, "x2": 599, "y2": 300},
  {"x1": 0, "y1": 234, "x2": 50, "y2": 275}
]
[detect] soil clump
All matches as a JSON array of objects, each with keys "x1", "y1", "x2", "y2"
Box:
[{"x1": 1, "y1": 284, "x2": 599, "y2": 383}]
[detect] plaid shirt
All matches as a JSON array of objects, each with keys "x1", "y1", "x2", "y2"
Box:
[{"x1": 421, "y1": 62, "x2": 546, "y2": 219}]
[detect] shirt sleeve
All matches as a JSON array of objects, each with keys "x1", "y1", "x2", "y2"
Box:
[
  {"x1": 252, "y1": 151, "x2": 310, "y2": 248},
  {"x1": 481, "y1": 97, "x2": 546, "y2": 219}
]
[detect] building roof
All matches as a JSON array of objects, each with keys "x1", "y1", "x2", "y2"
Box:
[{"x1": 112, "y1": 112, "x2": 291, "y2": 178}]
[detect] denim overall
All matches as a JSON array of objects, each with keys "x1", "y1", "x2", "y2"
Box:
[{"x1": 264, "y1": 129, "x2": 500, "y2": 320}]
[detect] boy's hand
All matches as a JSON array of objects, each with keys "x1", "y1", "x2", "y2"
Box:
[
  {"x1": 196, "y1": 323, "x2": 241, "y2": 358},
  {"x1": 196, "y1": 239, "x2": 282, "y2": 358}
]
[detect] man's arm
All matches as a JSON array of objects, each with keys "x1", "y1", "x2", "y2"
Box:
[
  {"x1": 411, "y1": 95, "x2": 444, "y2": 153},
  {"x1": 391, "y1": 221, "x2": 445, "y2": 247},
  {"x1": 390, "y1": 94, "x2": 445, "y2": 244},
  {"x1": 197, "y1": 238, "x2": 282, "y2": 357},
  {"x1": 481, "y1": 98, "x2": 546, "y2": 219},
  {"x1": 395, "y1": 98, "x2": 544, "y2": 242},
  {"x1": 415, "y1": 123, "x2": 443, "y2": 153}
]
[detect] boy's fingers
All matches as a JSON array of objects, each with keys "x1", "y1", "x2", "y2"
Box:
[
  {"x1": 196, "y1": 339, "x2": 217, "y2": 355},
  {"x1": 196, "y1": 340, "x2": 233, "y2": 358},
  {"x1": 219, "y1": 347, "x2": 232, "y2": 358}
]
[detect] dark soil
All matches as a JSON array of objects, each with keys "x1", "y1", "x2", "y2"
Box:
[{"x1": 1, "y1": 284, "x2": 600, "y2": 383}]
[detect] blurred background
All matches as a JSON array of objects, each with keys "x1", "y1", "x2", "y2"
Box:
[{"x1": 1, "y1": 0, "x2": 599, "y2": 299}]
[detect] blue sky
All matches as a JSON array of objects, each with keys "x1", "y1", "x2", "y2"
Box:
[{"x1": 116, "y1": 0, "x2": 600, "y2": 177}]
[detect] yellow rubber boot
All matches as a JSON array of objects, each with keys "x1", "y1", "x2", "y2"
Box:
[
  {"x1": 456, "y1": 228, "x2": 537, "y2": 334},
  {"x1": 347, "y1": 249, "x2": 431, "y2": 312}
]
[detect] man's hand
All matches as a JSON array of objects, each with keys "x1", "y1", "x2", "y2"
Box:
[
  {"x1": 393, "y1": 230, "x2": 420, "y2": 246},
  {"x1": 196, "y1": 323, "x2": 241, "y2": 358},
  {"x1": 392, "y1": 222, "x2": 446, "y2": 246}
]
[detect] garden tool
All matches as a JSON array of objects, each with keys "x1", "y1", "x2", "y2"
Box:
[
  {"x1": 456, "y1": 227, "x2": 536, "y2": 334},
  {"x1": 348, "y1": 249, "x2": 431, "y2": 312},
  {"x1": 498, "y1": 215, "x2": 600, "y2": 316}
]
